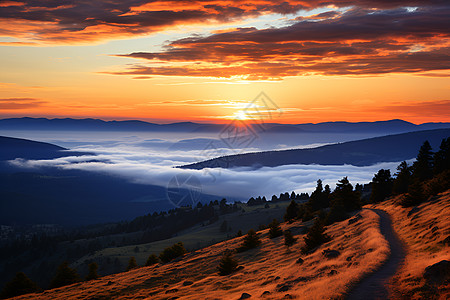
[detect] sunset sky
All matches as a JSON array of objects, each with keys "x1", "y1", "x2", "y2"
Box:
[{"x1": 0, "y1": 0, "x2": 449, "y2": 124}]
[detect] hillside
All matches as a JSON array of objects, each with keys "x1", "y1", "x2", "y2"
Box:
[
  {"x1": 0, "y1": 136, "x2": 83, "y2": 161},
  {"x1": 182, "y1": 128, "x2": 450, "y2": 169},
  {"x1": 6, "y1": 190, "x2": 450, "y2": 299},
  {"x1": 12, "y1": 209, "x2": 389, "y2": 299}
]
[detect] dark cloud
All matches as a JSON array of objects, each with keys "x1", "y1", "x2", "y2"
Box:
[
  {"x1": 109, "y1": 5, "x2": 450, "y2": 78},
  {"x1": 0, "y1": 0, "x2": 447, "y2": 43}
]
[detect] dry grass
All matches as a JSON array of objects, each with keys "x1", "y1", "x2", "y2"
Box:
[
  {"x1": 369, "y1": 190, "x2": 450, "y2": 299},
  {"x1": 13, "y1": 208, "x2": 390, "y2": 300}
]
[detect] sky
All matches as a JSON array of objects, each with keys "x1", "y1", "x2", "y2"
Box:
[{"x1": 0, "y1": 0, "x2": 449, "y2": 124}]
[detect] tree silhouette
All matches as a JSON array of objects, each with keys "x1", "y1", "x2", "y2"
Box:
[
  {"x1": 412, "y1": 140, "x2": 433, "y2": 181},
  {"x1": 284, "y1": 230, "x2": 297, "y2": 247},
  {"x1": 126, "y1": 257, "x2": 138, "y2": 271},
  {"x1": 50, "y1": 262, "x2": 80, "y2": 289},
  {"x1": 145, "y1": 254, "x2": 159, "y2": 266},
  {"x1": 433, "y1": 138, "x2": 450, "y2": 175},
  {"x1": 332, "y1": 177, "x2": 361, "y2": 212},
  {"x1": 217, "y1": 251, "x2": 239, "y2": 275},
  {"x1": 0, "y1": 272, "x2": 39, "y2": 298},
  {"x1": 268, "y1": 219, "x2": 283, "y2": 239},
  {"x1": 159, "y1": 242, "x2": 187, "y2": 263},
  {"x1": 237, "y1": 229, "x2": 261, "y2": 252},
  {"x1": 284, "y1": 200, "x2": 299, "y2": 222},
  {"x1": 370, "y1": 169, "x2": 393, "y2": 203},
  {"x1": 301, "y1": 219, "x2": 330, "y2": 254},
  {"x1": 393, "y1": 161, "x2": 412, "y2": 195},
  {"x1": 85, "y1": 262, "x2": 99, "y2": 281}
]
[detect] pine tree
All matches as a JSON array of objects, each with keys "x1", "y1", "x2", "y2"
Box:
[
  {"x1": 433, "y1": 138, "x2": 450, "y2": 175},
  {"x1": 268, "y1": 219, "x2": 283, "y2": 239},
  {"x1": 159, "y1": 242, "x2": 187, "y2": 263},
  {"x1": 145, "y1": 254, "x2": 159, "y2": 266},
  {"x1": 284, "y1": 230, "x2": 297, "y2": 247},
  {"x1": 217, "y1": 251, "x2": 239, "y2": 275},
  {"x1": 50, "y1": 262, "x2": 80, "y2": 289},
  {"x1": 332, "y1": 177, "x2": 361, "y2": 211},
  {"x1": 0, "y1": 272, "x2": 39, "y2": 298},
  {"x1": 301, "y1": 219, "x2": 330, "y2": 254},
  {"x1": 393, "y1": 161, "x2": 412, "y2": 195},
  {"x1": 370, "y1": 169, "x2": 393, "y2": 203},
  {"x1": 126, "y1": 257, "x2": 138, "y2": 271},
  {"x1": 85, "y1": 262, "x2": 99, "y2": 281},
  {"x1": 237, "y1": 229, "x2": 261, "y2": 252},
  {"x1": 284, "y1": 200, "x2": 299, "y2": 222},
  {"x1": 412, "y1": 140, "x2": 433, "y2": 181}
]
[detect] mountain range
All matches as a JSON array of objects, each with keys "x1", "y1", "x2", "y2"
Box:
[{"x1": 1, "y1": 117, "x2": 450, "y2": 134}]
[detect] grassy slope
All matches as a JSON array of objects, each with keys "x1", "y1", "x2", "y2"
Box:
[
  {"x1": 369, "y1": 190, "x2": 450, "y2": 299},
  {"x1": 14, "y1": 208, "x2": 389, "y2": 299}
]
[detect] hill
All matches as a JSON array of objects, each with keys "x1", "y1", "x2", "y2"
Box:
[
  {"x1": 9, "y1": 190, "x2": 450, "y2": 299},
  {"x1": 0, "y1": 136, "x2": 87, "y2": 161},
  {"x1": 182, "y1": 128, "x2": 450, "y2": 169}
]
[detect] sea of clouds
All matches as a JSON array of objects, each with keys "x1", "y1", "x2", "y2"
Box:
[{"x1": 6, "y1": 130, "x2": 405, "y2": 201}]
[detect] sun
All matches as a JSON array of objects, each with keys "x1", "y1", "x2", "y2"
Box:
[{"x1": 233, "y1": 110, "x2": 249, "y2": 120}]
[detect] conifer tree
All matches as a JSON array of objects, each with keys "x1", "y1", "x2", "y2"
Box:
[
  {"x1": 284, "y1": 200, "x2": 299, "y2": 221},
  {"x1": 237, "y1": 229, "x2": 261, "y2": 252},
  {"x1": 50, "y1": 262, "x2": 80, "y2": 289},
  {"x1": 370, "y1": 169, "x2": 393, "y2": 203},
  {"x1": 145, "y1": 254, "x2": 159, "y2": 266},
  {"x1": 301, "y1": 219, "x2": 330, "y2": 254},
  {"x1": 284, "y1": 230, "x2": 297, "y2": 247},
  {"x1": 217, "y1": 251, "x2": 239, "y2": 275},
  {"x1": 412, "y1": 140, "x2": 433, "y2": 181},
  {"x1": 268, "y1": 219, "x2": 283, "y2": 239},
  {"x1": 126, "y1": 257, "x2": 138, "y2": 271},
  {"x1": 85, "y1": 262, "x2": 99, "y2": 281},
  {"x1": 0, "y1": 272, "x2": 39, "y2": 298}
]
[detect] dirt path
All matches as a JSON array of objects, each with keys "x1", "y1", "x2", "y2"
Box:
[{"x1": 346, "y1": 208, "x2": 405, "y2": 300}]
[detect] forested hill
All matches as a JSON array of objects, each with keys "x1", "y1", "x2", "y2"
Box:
[{"x1": 182, "y1": 128, "x2": 450, "y2": 169}]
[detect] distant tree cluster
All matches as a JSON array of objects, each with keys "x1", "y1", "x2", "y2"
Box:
[{"x1": 247, "y1": 191, "x2": 309, "y2": 206}]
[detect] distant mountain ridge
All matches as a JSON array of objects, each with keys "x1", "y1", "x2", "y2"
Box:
[
  {"x1": 1, "y1": 117, "x2": 449, "y2": 133},
  {"x1": 182, "y1": 128, "x2": 450, "y2": 169}
]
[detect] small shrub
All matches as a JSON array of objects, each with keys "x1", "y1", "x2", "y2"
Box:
[
  {"x1": 126, "y1": 257, "x2": 138, "y2": 271},
  {"x1": 85, "y1": 262, "x2": 99, "y2": 281},
  {"x1": 284, "y1": 230, "x2": 297, "y2": 247},
  {"x1": 400, "y1": 180, "x2": 425, "y2": 207},
  {"x1": 159, "y1": 242, "x2": 187, "y2": 263},
  {"x1": 217, "y1": 251, "x2": 239, "y2": 275},
  {"x1": 236, "y1": 230, "x2": 243, "y2": 237},
  {"x1": 50, "y1": 262, "x2": 80, "y2": 289},
  {"x1": 268, "y1": 219, "x2": 283, "y2": 239},
  {"x1": 301, "y1": 219, "x2": 330, "y2": 254},
  {"x1": 0, "y1": 272, "x2": 40, "y2": 298},
  {"x1": 325, "y1": 201, "x2": 348, "y2": 225},
  {"x1": 237, "y1": 229, "x2": 261, "y2": 252},
  {"x1": 145, "y1": 254, "x2": 159, "y2": 266}
]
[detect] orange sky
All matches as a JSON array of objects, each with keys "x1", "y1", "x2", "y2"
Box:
[{"x1": 0, "y1": 1, "x2": 449, "y2": 124}]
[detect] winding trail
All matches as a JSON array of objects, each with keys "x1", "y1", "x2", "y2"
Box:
[{"x1": 346, "y1": 208, "x2": 405, "y2": 300}]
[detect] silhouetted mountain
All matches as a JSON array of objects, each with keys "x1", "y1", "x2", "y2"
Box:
[
  {"x1": 1, "y1": 117, "x2": 449, "y2": 133},
  {"x1": 0, "y1": 136, "x2": 88, "y2": 161},
  {"x1": 182, "y1": 129, "x2": 450, "y2": 169}
]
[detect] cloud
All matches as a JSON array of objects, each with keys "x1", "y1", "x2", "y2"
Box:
[
  {"x1": 108, "y1": 5, "x2": 450, "y2": 79},
  {"x1": 0, "y1": 97, "x2": 46, "y2": 109},
  {"x1": 0, "y1": 0, "x2": 447, "y2": 44}
]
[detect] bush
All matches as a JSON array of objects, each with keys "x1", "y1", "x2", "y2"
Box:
[
  {"x1": 237, "y1": 229, "x2": 261, "y2": 252},
  {"x1": 284, "y1": 200, "x2": 299, "y2": 222},
  {"x1": 217, "y1": 251, "x2": 239, "y2": 275},
  {"x1": 85, "y1": 262, "x2": 99, "y2": 281},
  {"x1": 159, "y1": 242, "x2": 187, "y2": 263},
  {"x1": 145, "y1": 254, "x2": 159, "y2": 266},
  {"x1": 400, "y1": 180, "x2": 425, "y2": 207},
  {"x1": 284, "y1": 230, "x2": 297, "y2": 247},
  {"x1": 50, "y1": 262, "x2": 80, "y2": 289},
  {"x1": 126, "y1": 257, "x2": 138, "y2": 271},
  {"x1": 301, "y1": 219, "x2": 330, "y2": 254},
  {"x1": 325, "y1": 201, "x2": 348, "y2": 225},
  {"x1": 268, "y1": 219, "x2": 283, "y2": 239},
  {"x1": 0, "y1": 272, "x2": 40, "y2": 298}
]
